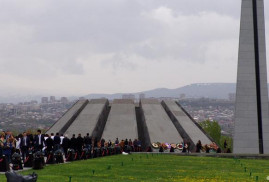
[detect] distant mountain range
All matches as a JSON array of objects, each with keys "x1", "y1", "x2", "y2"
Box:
[
  {"x1": 84, "y1": 83, "x2": 237, "y2": 100},
  {"x1": 0, "y1": 83, "x2": 238, "y2": 103},
  {"x1": 5, "y1": 83, "x2": 265, "y2": 103}
]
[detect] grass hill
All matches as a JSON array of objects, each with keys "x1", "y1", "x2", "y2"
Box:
[{"x1": 1, "y1": 154, "x2": 269, "y2": 181}]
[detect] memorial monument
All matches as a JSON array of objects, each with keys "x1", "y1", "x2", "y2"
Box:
[
  {"x1": 46, "y1": 98, "x2": 213, "y2": 151},
  {"x1": 234, "y1": 0, "x2": 269, "y2": 154}
]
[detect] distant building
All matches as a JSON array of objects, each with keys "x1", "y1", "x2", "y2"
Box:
[
  {"x1": 122, "y1": 94, "x2": 135, "y2": 100},
  {"x1": 139, "y1": 93, "x2": 145, "y2": 100},
  {"x1": 41, "y1": 97, "x2": 49, "y2": 104},
  {"x1": 29, "y1": 105, "x2": 40, "y2": 110},
  {"x1": 50, "y1": 96, "x2": 56, "y2": 103},
  {"x1": 179, "y1": 94, "x2": 186, "y2": 99},
  {"x1": 60, "y1": 97, "x2": 69, "y2": 103},
  {"x1": 228, "y1": 93, "x2": 236, "y2": 101},
  {"x1": 79, "y1": 97, "x2": 86, "y2": 100},
  {"x1": 30, "y1": 100, "x2": 38, "y2": 104}
]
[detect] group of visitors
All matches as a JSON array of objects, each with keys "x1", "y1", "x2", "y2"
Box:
[
  {"x1": 0, "y1": 131, "x2": 16, "y2": 163},
  {"x1": 0, "y1": 130, "x2": 144, "y2": 164},
  {"x1": 0, "y1": 129, "x2": 232, "y2": 166},
  {"x1": 156, "y1": 139, "x2": 230, "y2": 153},
  {"x1": 0, "y1": 130, "x2": 51, "y2": 163},
  {"x1": 195, "y1": 140, "x2": 231, "y2": 153}
]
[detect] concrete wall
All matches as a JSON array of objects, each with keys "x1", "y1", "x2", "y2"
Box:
[
  {"x1": 65, "y1": 99, "x2": 109, "y2": 138},
  {"x1": 141, "y1": 99, "x2": 182, "y2": 144},
  {"x1": 46, "y1": 100, "x2": 88, "y2": 135},
  {"x1": 102, "y1": 99, "x2": 138, "y2": 141},
  {"x1": 162, "y1": 100, "x2": 212, "y2": 147}
]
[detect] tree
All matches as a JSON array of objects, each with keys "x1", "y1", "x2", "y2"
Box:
[{"x1": 199, "y1": 120, "x2": 221, "y2": 145}]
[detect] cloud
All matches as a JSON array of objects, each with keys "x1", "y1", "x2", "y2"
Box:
[
  {"x1": 101, "y1": 53, "x2": 138, "y2": 73},
  {"x1": 0, "y1": 0, "x2": 268, "y2": 96},
  {"x1": 138, "y1": 7, "x2": 239, "y2": 61}
]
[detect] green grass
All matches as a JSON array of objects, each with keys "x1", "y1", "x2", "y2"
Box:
[{"x1": 1, "y1": 154, "x2": 269, "y2": 181}]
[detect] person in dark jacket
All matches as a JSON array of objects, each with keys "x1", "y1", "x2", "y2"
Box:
[
  {"x1": 133, "y1": 139, "x2": 138, "y2": 152},
  {"x1": 20, "y1": 132, "x2": 30, "y2": 161},
  {"x1": 100, "y1": 138, "x2": 105, "y2": 148},
  {"x1": 124, "y1": 139, "x2": 128, "y2": 146},
  {"x1": 84, "y1": 133, "x2": 91, "y2": 150},
  {"x1": 93, "y1": 137, "x2": 98, "y2": 148},
  {"x1": 76, "y1": 134, "x2": 84, "y2": 154},
  {"x1": 45, "y1": 135, "x2": 54, "y2": 154},
  {"x1": 27, "y1": 132, "x2": 34, "y2": 148},
  {"x1": 53, "y1": 133, "x2": 61, "y2": 151},
  {"x1": 186, "y1": 140, "x2": 191, "y2": 153},
  {"x1": 115, "y1": 138, "x2": 119, "y2": 145},
  {"x1": 124, "y1": 139, "x2": 129, "y2": 152},
  {"x1": 34, "y1": 130, "x2": 45, "y2": 152},
  {"x1": 70, "y1": 134, "x2": 77, "y2": 151},
  {"x1": 62, "y1": 135, "x2": 70, "y2": 157},
  {"x1": 108, "y1": 140, "x2": 112, "y2": 147},
  {"x1": 3, "y1": 138, "x2": 14, "y2": 163},
  {"x1": 224, "y1": 140, "x2": 227, "y2": 153},
  {"x1": 196, "y1": 140, "x2": 202, "y2": 153}
]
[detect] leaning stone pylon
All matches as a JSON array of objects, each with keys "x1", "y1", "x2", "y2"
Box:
[{"x1": 234, "y1": 0, "x2": 269, "y2": 154}]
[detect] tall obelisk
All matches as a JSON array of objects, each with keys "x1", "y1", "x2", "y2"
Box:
[{"x1": 234, "y1": 0, "x2": 269, "y2": 154}]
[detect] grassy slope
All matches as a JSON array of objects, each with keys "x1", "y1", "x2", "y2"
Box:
[{"x1": 1, "y1": 154, "x2": 269, "y2": 182}]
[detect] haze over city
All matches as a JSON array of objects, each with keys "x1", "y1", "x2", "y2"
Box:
[{"x1": 0, "y1": 0, "x2": 269, "y2": 97}]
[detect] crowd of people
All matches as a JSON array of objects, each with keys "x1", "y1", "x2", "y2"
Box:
[
  {"x1": 0, "y1": 130, "x2": 144, "y2": 164},
  {"x1": 0, "y1": 131, "x2": 16, "y2": 163},
  {"x1": 0, "y1": 129, "x2": 231, "y2": 167},
  {"x1": 155, "y1": 139, "x2": 230, "y2": 154},
  {"x1": 195, "y1": 140, "x2": 231, "y2": 153}
]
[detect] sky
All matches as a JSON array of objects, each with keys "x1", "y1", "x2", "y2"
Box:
[{"x1": 0, "y1": 0, "x2": 268, "y2": 97}]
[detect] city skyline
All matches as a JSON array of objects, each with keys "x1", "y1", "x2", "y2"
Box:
[{"x1": 0, "y1": 0, "x2": 268, "y2": 96}]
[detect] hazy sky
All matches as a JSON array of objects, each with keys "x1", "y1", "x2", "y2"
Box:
[{"x1": 0, "y1": 0, "x2": 268, "y2": 96}]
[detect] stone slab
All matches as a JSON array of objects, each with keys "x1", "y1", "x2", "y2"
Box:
[
  {"x1": 102, "y1": 99, "x2": 138, "y2": 141},
  {"x1": 46, "y1": 100, "x2": 88, "y2": 135},
  {"x1": 65, "y1": 99, "x2": 108, "y2": 136},
  {"x1": 141, "y1": 99, "x2": 182, "y2": 144},
  {"x1": 163, "y1": 100, "x2": 212, "y2": 145}
]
